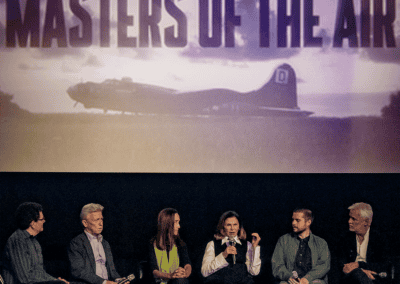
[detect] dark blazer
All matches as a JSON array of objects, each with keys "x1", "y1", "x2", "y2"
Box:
[
  {"x1": 337, "y1": 228, "x2": 390, "y2": 274},
  {"x1": 68, "y1": 233, "x2": 121, "y2": 284}
]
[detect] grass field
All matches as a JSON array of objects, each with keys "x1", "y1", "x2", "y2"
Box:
[{"x1": 1, "y1": 112, "x2": 399, "y2": 172}]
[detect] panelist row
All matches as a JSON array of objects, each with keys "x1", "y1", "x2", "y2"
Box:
[{"x1": 1, "y1": 202, "x2": 388, "y2": 284}]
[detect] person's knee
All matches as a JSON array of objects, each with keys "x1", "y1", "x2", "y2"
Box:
[
  {"x1": 203, "y1": 276, "x2": 223, "y2": 284},
  {"x1": 169, "y1": 278, "x2": 190, "y2": 284},
  {"x1": 311, "y1": 279, "x2": 326, "y2": 284},
  {"x1": 241, "y1": 276, "x2": 255, "y2": 284},
  {"x1": 347, "y1": 268, "x2": 373, "y2": 284}
]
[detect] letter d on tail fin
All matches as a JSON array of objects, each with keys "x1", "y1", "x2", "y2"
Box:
[{"x1": 256, "y1": 63, "x2": 298, "y2": 109}]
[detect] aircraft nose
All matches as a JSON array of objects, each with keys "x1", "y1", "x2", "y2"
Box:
[
  {"x1": 67, "y1": 85, "x2": 78, "y2": 100},
  {"x1": 67, "y1": 84, "x2": 88, "y2": 101}
]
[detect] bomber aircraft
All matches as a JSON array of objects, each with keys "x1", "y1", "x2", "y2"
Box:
[{"x1": 67, "y1": 63, "x2": 313, "y2": 117}]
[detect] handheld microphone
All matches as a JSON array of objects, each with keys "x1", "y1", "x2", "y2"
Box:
[
  {"x1": 116, "y1": 274, "x2": 135, "y2": 284},
  {"x1": 377, "y1": 272, "x2": 387, "y2": 278},
  {"x1": 228, "y1": 236, "x2": 236, "y2": 265},
  {"x1": 292, "y1": 271, "x2": 300, "y2": 283}
]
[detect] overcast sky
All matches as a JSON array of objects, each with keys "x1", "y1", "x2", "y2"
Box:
[{"x1": 1, "y1": 0, "x2": 399, "y2": 116}]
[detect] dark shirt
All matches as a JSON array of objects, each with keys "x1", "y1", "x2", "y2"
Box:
[
  {"x1": 2, "y1": 229, "x2": 57, "y2": 284},
  {"x1": 336, "y1": 229, "x2": 390, "y2": 277},
  {"x1": 294, "y1": 236, "x2": 312, "y2": 278}
]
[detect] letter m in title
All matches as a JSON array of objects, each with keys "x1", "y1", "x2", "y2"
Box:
[{"x1": 6, "y1": 0, "x2": 40, "y2": 47}]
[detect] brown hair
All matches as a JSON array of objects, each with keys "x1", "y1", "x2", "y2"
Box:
[
  {"x1": 293, "y1": 208, "x2": 314, "y2": 223},
  {"x1": 154, "y1": 208, "x2": 181, "y2": 251},
  {"x1": 214, "y1": 211, "x2": 247, "y2": 240}
]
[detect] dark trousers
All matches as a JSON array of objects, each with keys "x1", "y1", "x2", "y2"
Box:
[
  {"x1": 342, "y1": 268, "x2": 387, "y2": 284},
  {"x1": 204, "y1": 275, "x2": 254, "y2": 284},
  {"x1": 204, "y1": 263, "x2": 254, "y2": 284},
  {"x1": 169, "y1": 278, "x2": 190, "y2": 284},
  {"x1": 34, "y1": 282, "x2": 82, "y2": 284}
]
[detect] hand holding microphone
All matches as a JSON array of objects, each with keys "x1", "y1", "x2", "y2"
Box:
[
  {"x1": 290, "y1": 271, "x2": 309, "y2": 284},
  {"x1": 228, "y1": 236, "x2": 237, "y2": 265},
  {"x1": 292, "y1": 271, "x2": 300, "y2": 282},
  {"x1": 116, "y1": 274, "x2": 135, "y2": 284},
  {"x1": 222, "y1": 237, "x2": 237, "y2": 264}
]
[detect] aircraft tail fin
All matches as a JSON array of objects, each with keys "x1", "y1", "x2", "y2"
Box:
[{"x1": 254, "y1": 63, "x2": 298, "y2": 109}]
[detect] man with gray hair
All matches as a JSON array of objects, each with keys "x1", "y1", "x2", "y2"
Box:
[
  {"x1": 336, "y1": 202, "x2": 389, "y2": 284},
  {"x1": 68, "y1": 204, "x2": 121, "y2": 284}
]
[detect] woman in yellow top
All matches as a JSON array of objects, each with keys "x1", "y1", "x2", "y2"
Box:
[{"x1": 149, "y1": 208, "x2": 192, "y2": 284}]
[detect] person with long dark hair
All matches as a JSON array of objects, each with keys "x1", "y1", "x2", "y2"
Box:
[
  {"x1": 201, "y1": 211, "x2": 261, "y2": 284},
  {"x1": 149, "y1": 208, "x2": 192, "y2": 284}
]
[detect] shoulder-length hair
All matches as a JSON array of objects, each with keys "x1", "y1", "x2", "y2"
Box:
[
  {"x1": 214, "y1": 211, "x2": 246, "y2": 240},
  {"x1": 154, "y1": 208, "x2": 182, "y2": 251}
]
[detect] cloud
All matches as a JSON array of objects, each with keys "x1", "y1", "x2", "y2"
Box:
[
  {"x1": 360, "y1": 37, "x2": 400, "y2": 64},
  {"x1": 83, "y1": 54, "x2": 102, "y2": 67},
  {"x1": 31, "y1": 47, "x2": 87, "y2": 59},
  {"x1": 297, "y1": 77, "x2": 306, "y2": 84},
  {"x1": 116, "y1": 46, "x2": 156, "y2": 61},
  {"x1": 181, "y1": 9, "x2": 300, "y2": 62},
  {"x1": 18, "y1": 62, "x2": 44, "y2": 70},
  {"x1": 316, "y1": 29, "x2": 332, "y2": 52},
  {"x1": 61, "y1": 60, "x2": 81, "y2": 73},
  {"x1": 0, "y1": 21, "x2": 5, "y2": 48},
  {"x1": 61, "y1": 63, "x2": 77, "y2": 73},
  {"x1": 336, "y1": 11, "x2": 400, "y2": 64},
  {"x1": 31, "y1": 2, "x2": 157, "y2": 61}
]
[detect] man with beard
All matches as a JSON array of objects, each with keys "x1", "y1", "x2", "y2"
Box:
[
  {"x1": 271, "y1": 209, "x2": 330, "y2": 284},
  {"x1": 336, "y1": 203, "x2": 389, "y2": 284}
]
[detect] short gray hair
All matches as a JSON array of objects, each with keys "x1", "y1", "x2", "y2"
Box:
[
  {"x1": 80, "y1": 203, "x2": 104, "y2": 220},
  {"x1": 348, "y1": 202, "x2": 373, "y2": 221}
]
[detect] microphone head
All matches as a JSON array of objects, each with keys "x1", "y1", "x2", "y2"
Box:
[
  {"x1": 292, "y1": 271, "x2": 299, "y2": 279},
  {"x1": 379, "y1": 272, "x2": 387, "y2": 278}
]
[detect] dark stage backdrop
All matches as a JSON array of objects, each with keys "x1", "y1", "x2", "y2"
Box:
[{"x1": 1, "y1": 174, "x2": 399, "y2": 280}]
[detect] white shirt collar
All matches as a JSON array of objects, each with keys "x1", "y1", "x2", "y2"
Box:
[{"x1": 221, "y1": 235, "x2": 242, "y2": 245}]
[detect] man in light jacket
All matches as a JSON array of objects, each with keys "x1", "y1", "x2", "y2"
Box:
[{"x1": 271, "y1": 208, "x2": 330, "y2": 284}]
